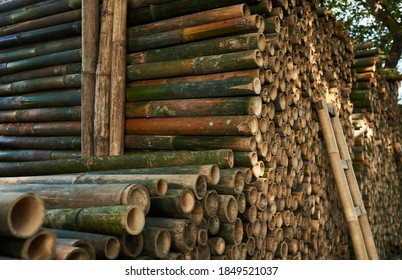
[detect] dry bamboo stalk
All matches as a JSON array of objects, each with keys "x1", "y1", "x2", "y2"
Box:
[
  {"x1": 94, "y1": 0, "x2": 114, "y2": 156},
  {"x1": 81, "y1": 0, "x2": 98, "y2": 157},
  {"x1": 109, "y1": 0, "x2": 127, "y2": 155}
]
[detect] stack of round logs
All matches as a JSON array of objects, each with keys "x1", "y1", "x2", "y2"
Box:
[
  {"x1": 0, "y1": 0, "x2": 401, "y2": 260},
  {"x1": 349, "y1": 42, "x2": 402, "y2": 259}
]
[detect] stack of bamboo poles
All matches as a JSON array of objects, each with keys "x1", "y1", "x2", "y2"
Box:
[
  {"x1": 0, "y1": 0, "x2": 83, "y2": 161},
  {"x1": 350, "y1": 42, "x2": 402, "y2": 259},
  {"x1": 0, "y1": 0, "x2": 401, "y2": 260}
]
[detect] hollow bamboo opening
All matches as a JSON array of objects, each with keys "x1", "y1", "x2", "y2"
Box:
[{"x1": 126, "y1": 206, "x2": 145, "y2": 235}]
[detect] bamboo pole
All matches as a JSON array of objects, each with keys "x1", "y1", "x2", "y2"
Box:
[
  {"x1": 94, "y1": 0, "x2": 114, "y2": 156},
  {"x1": 0, "y1": 229, "x2": 56, "y2": 260},
  {"x1": 148, "y1": 189, "x2": 195, "y2": 216},
  {"x1": 0, "y1": 192, "x2": 44, "y2": 238},
  {"x1": 54, "y1": 243, "x2": 90, "y2": 260},
  {"x1": 51, "y1": 229, "x2": 120, "y2": 260},
  {"x1": 0, "y1": 149, "x2": 234, "y2": 176},
  {"x1": 57, "y1": 238, "x2": 96, "y2": 260},
  {"x1": 117, "y1": 234, "x2": 143, "y2": 258},
  {"x1": 109, "y1": 0, "x2": 127, "y2": 155},
  {"x1": 142, "y1": 227, "x2": 171, "y2": 259},
  {"x1": 44, "y1": 205, "x2": 145, "y2": 236},
  {"x1": 81, "y1": 0, "x2": 99, "y2": 157}
]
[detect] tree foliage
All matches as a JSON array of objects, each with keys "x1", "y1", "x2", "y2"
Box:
[{"x1": 322, "y1": 0, "x2": 402, "y2": 69}]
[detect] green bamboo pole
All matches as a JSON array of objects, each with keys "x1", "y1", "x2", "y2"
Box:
[
  {"x1": 0, "y1": 37, "x2": 81, "y2": 64},
  {"x1": 125, "y1": 135, "x2": 256, "y2": 152},
  {"x1": 0, "y1": 150, "x2": 80, "y2": 161},
  {"x1": 0, "y1": 90, "x2": 81, "y2": 110},
  {"x1": 0, "y1": 121, "x2": 81, "y2": 136},
  {"x1": 125, "y1": 116, "x2": 259, "y2": 136},
  {"x1": 263, "y1": 16, "x2": 280, "y2": 34},
  {"x1": 126, "y1": 97, "x2": 262, "y2": 118},
  {"x1": 0, "y1": 0, "x2": 43, "y2": 13},
  {"x1": 0, "y1": 20, "x2": 82, "y2": 49},
  {"x1": 127, "y1": 0, "x2": 260, "y2": 25},
  {"x1": 127, "y1": 4, "x2": 249, "y2": 38},
  {"x1": 0, "y1": 49, "x2": 82, "y2": 76},
  {"x1": 0, "y1": 74, "x2": 81, "y2": 97},
  {"x1": 81, "y1": 0, "x2": 98, "y2": 158},
  {"x1": 0, "y1": 136, "x2": 81, "y2": 150},
  {"x1": 0, "y1": 228, "x2": 56, "y2": 260},
  {"x1": 127, "y1": 15, "x2": 264, "y2": 52},
  {"x1": 0, "y1": 0, "x2": 82, "y2": 27},
  {"x1": 0, "y1": 106, "x2": 81, "y2": 123},
  {"x1": 0, "y1": 62, "x2": 81, "y2": 84},
  {"x1": 109, "y1": 0, "x2": 127, "y2": 156},
  {"x1": 0, "y1": 9, "x2": 82, "y2": 36},
  {"x1": 0, "y1": 183, "x2": 149, "y2": 210},
  {"x1": 0, "y1": 192, "x2": 44, "y2": 238},
  {"x1": 127, "y1": 33, "x2": 265, "y2": 64},
  {"x1": 126, "y1": 77, "x2": 261, "y2": 102},
  {"x1": 0, "y1": 149, "x2": 234, "y2": 176},
  {"x1": 145, "y1": 217, "x2": 196, "y2": 252},
  {"x1": 51, "y1": 229, "x2": 120, "y2": 260},
  {"x1": 44, "y1": 205, "x2": 145, "y2": 235},
  {"x1": 127, "y1": 50, "x2": 263, "y2": 81},
  {"x1": 94, "y1": 0, "x2": 114, "y2": 156},
  {"x1": 57, "y1": 238, "x2": 96, "y2": 260}
]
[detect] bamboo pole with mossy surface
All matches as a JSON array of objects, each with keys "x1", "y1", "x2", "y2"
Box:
[
  {"x1": 0, "y1": 149, "x2": 234, "y2": 176},
  {"x1": 44, "y1": 205, "x2": 145, "y2": 236}
]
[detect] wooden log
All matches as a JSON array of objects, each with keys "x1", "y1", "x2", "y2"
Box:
[
  {"x1": 145, "y1": 217, "x2": 196, "y2": 252},
  {"x1": 51, "y1": 229, "x2": 120, "y2": 260},
  {"x1": 127, "y1": 4, "x2": 249, "y2": 37},
  {"x1": 128, "y1": 33, "x2": 265, "y2": 64},
  {"x1": 57, "y1": 238, "x2": 96, "y2": 260},
  {"x1": 0, "y1": 149, "x2": 234, "y2": 176},
  {"x1": 44, "y1": 205, "x2": 145, "y2": 235},
  {"x1": 142, "y1": 227, "x2": 171, "y2": 259},
  {"x1": 0, "y1": 183, "x2": 149, "y2": 212},
  {"x1": 127, "y1": 50, "x2": 263, "y2": 81},
  {"x1": 54, "y1": 243, "x2": 90, "y2": 260},
  {"x1": 126, "y1": 96, "x2": 262, "y2": 118},
  {"x1": 0, "y1": 228, "x2": 56, "y2": 260},
  {"x1": 125, "y1": 116, "x2": 259, "y2": 136},
  {"x1": 126, "y1": 77, "x2": 261, "y2": 101},
  {"x1": 0, "y1": 192, "x2": 44, "y2": 238}
]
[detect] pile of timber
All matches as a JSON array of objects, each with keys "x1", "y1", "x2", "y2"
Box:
[
  {"x1": 350, "y1": 42, "x2": 402, "y2": 259},
  {"x1": 0, "y1": 0, "x2": 401, "y2": 260}
]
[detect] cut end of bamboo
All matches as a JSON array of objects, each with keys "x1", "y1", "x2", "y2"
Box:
[
  {"x1": 156, "y1": 230, "x2": 171, "y2": 259},
  {"x1": 180, "y1": 190, "x2": 196, "y2": 214},
  {"x1": 55, "y1": 244, "x2": 90, "y2": 260},
  {"x1": 25, "y1": 229, "x2": 56, "y2": 260},
  {"x1": 125, "y1": 184, "x2": 151, "y2": 214},
  {"x1": 126, "y1": 206, "x2": 145, "y2": 235},
  {"x1": 209, "y1": 164, "x2": 220, "y2": 186},
  {"x1": 104, "y1": 236, "x2": 120, "y2": 260},
  {"x1": 6, "y1": 192, "x2": 44, "y2": 238}
]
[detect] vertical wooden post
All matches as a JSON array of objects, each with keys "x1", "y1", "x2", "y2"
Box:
[
  {"x1": 81, "y1": 0, "x2": 99, "y2": 157},
  {"x1": 109, "y1": 0, "x2": 127, "y2": 155},
  {"x1": 94, "y1": 0, "x2": 114, "y2": 156}
]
